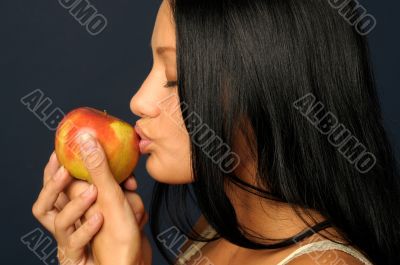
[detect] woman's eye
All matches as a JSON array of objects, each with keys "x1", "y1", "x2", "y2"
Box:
[{"x1": 164, "y1": 80, "x2": 178, "y2": 88}]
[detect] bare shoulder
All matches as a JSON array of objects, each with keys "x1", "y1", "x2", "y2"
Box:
[{"x1": 284, "y1": 249, "x2": 365, "y2": 265}]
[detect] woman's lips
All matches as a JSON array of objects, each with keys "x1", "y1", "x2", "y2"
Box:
[
  {"x1": 138, "y1": 139, "x2": 152, "y2": 154},
  {"x1": 134, "y1": 124, "x2": 153, "y2": 154}
]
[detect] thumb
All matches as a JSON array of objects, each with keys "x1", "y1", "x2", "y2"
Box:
[{"x1": 78, "y1": 133, "x2": 117, "y2": 190}]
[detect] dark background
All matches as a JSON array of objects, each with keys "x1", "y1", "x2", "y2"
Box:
[{"x1": 0, "y1": 0, "x2": 399, "y2": 264}]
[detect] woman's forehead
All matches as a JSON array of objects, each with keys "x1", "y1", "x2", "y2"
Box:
[{"x1": 151, "y1": 0, "x2": 176, "y2": 50}]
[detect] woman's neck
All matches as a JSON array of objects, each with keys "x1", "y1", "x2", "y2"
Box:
[{"x1": 226, "y1": 158, "x2": 343, "y2": 245}]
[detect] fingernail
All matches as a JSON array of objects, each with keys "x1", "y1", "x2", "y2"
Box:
[
  {"x1": 81, "y1": 184, "x2": 95, "y2": 198},
  {"x1": 88, "y1": 213, "x2": 101, "y2": 225},
  {"x1": 53, "y1": 166, "x2": 65, "y2": 181},
  {"x1": 79, "y1": 133, "x2": 96, "y2": 155}
]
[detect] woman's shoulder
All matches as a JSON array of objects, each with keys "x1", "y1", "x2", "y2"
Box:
[{"x1": 178, "y1": 218, "x2": 372, "y2": 265}]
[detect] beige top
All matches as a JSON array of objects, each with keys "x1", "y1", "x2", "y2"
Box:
[{"x1": 175, "y1": 225, "x2": 373, "y2": 265}]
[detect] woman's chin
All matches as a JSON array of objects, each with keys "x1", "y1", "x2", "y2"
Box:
[{"x1": 145, "y1": 156, "x2": 192, "y2": 184}]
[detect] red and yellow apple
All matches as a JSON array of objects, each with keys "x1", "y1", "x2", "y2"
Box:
[{"x1": 55, "y1": 107, "x2": 140, "y2": 184}]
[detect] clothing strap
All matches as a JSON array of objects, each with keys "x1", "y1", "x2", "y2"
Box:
[{"x1": 276, "y1": 240, "x2": 373, "y2": 265}]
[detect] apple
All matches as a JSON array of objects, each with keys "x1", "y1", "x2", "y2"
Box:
[{"x1": 55, "y1": 107, "x2": 140, "y2": 184}]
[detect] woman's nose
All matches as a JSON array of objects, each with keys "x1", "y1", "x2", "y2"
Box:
[{"x1": 130, "y1": 90, "x2": 160, "y2": 118}]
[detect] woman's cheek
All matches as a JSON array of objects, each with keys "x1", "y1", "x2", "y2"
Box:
[{"x1": 146, "y1": 137, "x2": 192, "y2": 184}]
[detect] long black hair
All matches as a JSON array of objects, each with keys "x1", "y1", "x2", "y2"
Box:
[{"x1": 149, "y1": 0, "x2": 400, "y2": 264}]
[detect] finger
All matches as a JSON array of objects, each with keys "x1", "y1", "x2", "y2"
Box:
[
  {"x1": 123, "y1": 175, "x2": 138, "y2": 191},
  {"x1": 64, "y1": 180, "x2": 99, "y2": 223},
  {"x1": 124, "y1": 191, "x2": 147, "y2": 229},
  {"x1": 54, "y1": 192, "x2": 70, "y2": 211},
  {"x1": 32, "y1": 166, "x2": 72, "y2": 232},
  {"x1": 60, "y1": 213, "x2": 103, "y2": 263},
  {"x1": 44, "y1": 152, "x2": 70, "y2": 211},
  {"x1": 43, "y1": 151, "x2": 60, "y2": 185},
  {"x1": 34, "y1": 167, "x2": 71, "y2": 214},
  {"x1": 64, "y1": 179, "x2": 91, "y2": 200},
  {"x1": 139, "y1": 212, "x2": 149, "y2": 231},
  {"x1": 78, "y1": 133, "x2": 117, "y2": 191},
  {"x1": 54, "y1": 185, "x2": 97, "y2": 242}
]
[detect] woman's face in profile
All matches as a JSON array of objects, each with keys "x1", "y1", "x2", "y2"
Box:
[{"x1": 130, "y1": 0, "x2": 193, "y2": 184}]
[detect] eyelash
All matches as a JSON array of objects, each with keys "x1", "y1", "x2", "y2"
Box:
[{"x1": 164, "y1": 80, "x2": 178, "y2": 88}]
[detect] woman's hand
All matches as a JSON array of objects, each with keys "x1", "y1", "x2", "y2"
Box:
[
  {"x1": 32, "y1": 153, "x2": 102, "y2": 265},
  {"x1": 32, "y1": 133, "x2": 151, "y2": 265},
  {"x1": 73, "y1": 133, "x2": 151, "y2": 265},
  {"x1": 63, "y1": 174, "x2": 152, "y2": 265}
]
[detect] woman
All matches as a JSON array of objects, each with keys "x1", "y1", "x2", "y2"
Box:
[{"x1": 32, "y1": 0, "x2": 400, "y2": 264}]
